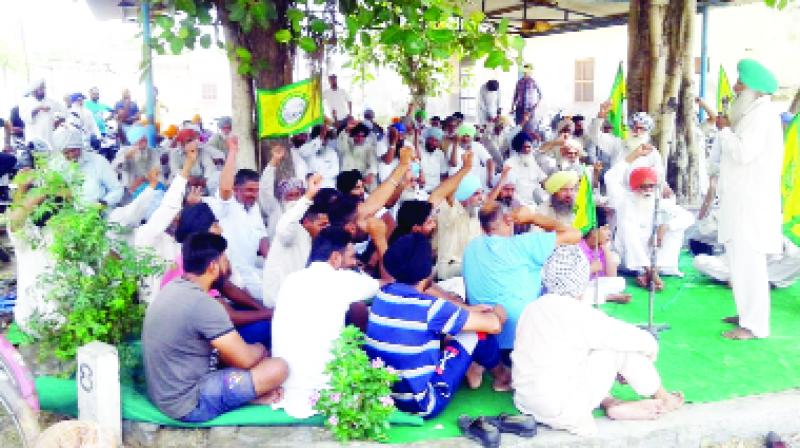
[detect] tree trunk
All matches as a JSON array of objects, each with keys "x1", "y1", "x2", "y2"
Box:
[
  {"x1": 627, "y1": 0, "x2": 700, "y2": 205},
  {"x1": 790, "y1": 88, "x2": 800, "y2": 115},
  {"x1": 223, "y1": 26, "x2": 257, "y2": 170}
]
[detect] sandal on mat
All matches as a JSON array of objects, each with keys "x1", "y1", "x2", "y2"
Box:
[{"x1": 485, "y1": 413, "x2": 537, "y2": 438}]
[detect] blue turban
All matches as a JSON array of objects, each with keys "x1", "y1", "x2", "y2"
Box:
[
  {"x1": 423, "y1": 127, "x2": 444, "y2": 141},
  {"x1": 737, "y1": 58, "x2": 778, "y2": 95},
  {"x1": 455, "y1": 174, "x2": 482, "y2": 202},
  {"x1": 384, "y1": 233, "x2": 433, "y2": 284},
  {"x1": 391, "y1": 122, "x2": 407, "y2": 133},
  {"x1": 126, "y1": 125, "x2": 147, "y2": 145}
]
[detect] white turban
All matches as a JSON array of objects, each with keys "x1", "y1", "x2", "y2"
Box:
[
  {"x1": 542, "y1": 245, "x2": 590, "y2": 298},
  {"x1": 52, "y1": 127, "x2": 84, "y2": 152},
  {"x1": 26, "y1": 79, "x2": 45, "y2": 96}
]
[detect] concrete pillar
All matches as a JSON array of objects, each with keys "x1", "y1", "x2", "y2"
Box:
[{"x1": 77, "y1": 341, "x2": 122, "y2": 445}]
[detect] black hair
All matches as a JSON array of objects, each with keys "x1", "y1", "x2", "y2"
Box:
[
  {"x1": 486, "y1": 80, "x2": 500, "y2": 91},
  {"x1": 430, "y1": 116, "x2": 442, "y2": 123},
  {"x1": 313, "y1": 187, "x2": 342, "y2": 214},
  {"x1": 302, "y1": 202, "x2": 327, "y2": 223},
  {"x1": 234, "y1": 168, "x2": 260, "y2": 187},
  {"x1": 176, "y1": 203, "x2": 218, "y2": 243},
  {"x1": 327, "y1": 195, "x2": 359, "y2": 227},
  {"x1": 389, "y1": 200, "x2": 433, "y2": 245},
  {"x1": 308, "y1": 226, "x2": 351, "y2": 263},
  {"x1": 182, "y1": 232, "x2": 227, "y2": 275},
  {"x1": 350, "y1": 123, "x2": 370, "y2": 138},
  {"x1": 452, "y1": 112, "x2": 464, "y2": 120},
  {"x1": 336, "y1": 169, "x2": 363, "y2": 195},
  {"x1": 310, "y1": 124, "x2": 323, "y2": 140}
]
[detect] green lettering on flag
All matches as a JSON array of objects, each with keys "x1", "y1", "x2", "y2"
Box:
[
  {"x1": 608, "y1": 62, "x2": 627, "y2": 139},
  {"x1": 783, "y1": 112, "x2": 800, "y2": 247},
  {"x1": 717, "y1": 66, "x2": 735, "y2": 117},
  {"x1": 256, "y1": 77, "x2": 323, "y2": 139}
]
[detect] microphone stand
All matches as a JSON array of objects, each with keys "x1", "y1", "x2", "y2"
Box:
[{"x1": 638, "y1": 183, "x2": 670, "y2": 338}]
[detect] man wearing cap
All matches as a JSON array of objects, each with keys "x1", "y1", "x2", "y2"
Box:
[
  {"x1": 513, "y1": 245, "x2": 683, "y2": 437},
  {"x1": 714, "y1": 59, "x2": 784, "y2": 340},
  {"x1": 67, "y1": 92, "x2": 100, "y2": 140},
  {"x1": 511, "y1": 63, "x2": 542, "y2": 133},
  {"x1": 503, "y1": 132, "x2": 548, "y2": 207},
  {"x1": 535, "y1": 170, "x2": 579, "y2": 227},
  {"x1": 605, "y1": 165, "x2": 694, "y2": 290},
  {"x1": 50, "y1": 126, "x2": 123, "y2": 207},
  {"x1": 322, "y1": 74, "x2": 351, "y2": 126},
  {"x1": 365, "y1": 233, "x2": 510, "y2": 416},
  {"x1": 478, "y1": 80, "x2": 501, "y2": 126},
  {"x1": 85, "y1": 87, "x2": 112, "y2": 135},
  {"x1": 448, "y1": 123, "x2": 494, "y2": 188},
  {"x1": 205, "y1": 116, "x2": 233, "y2": 160},
  {"x1": 19, "y1": 79, "x2": 64, "y2": 148}
]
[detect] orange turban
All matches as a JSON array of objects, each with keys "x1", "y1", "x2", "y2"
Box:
[
  {"x1": 629, "y1": 167, "x2": 658, "y2": 190},
  {"x1": 163, "y1": 124, "x2": 179, "y2": 139}
]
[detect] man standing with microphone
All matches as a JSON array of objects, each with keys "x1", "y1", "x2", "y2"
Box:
[{"x1": 716, "y1": 59, "x2": 783, "y2": 340}]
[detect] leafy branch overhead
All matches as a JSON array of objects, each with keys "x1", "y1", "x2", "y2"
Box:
[{"x1": 143, "y1": 0, "x2": 523, "y2": 85}]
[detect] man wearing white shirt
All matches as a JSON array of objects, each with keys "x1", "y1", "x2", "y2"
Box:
[
  {"x1": 477, "y1": 80, "x2": 501, "y2": 126},
  {"x1": 204, "y1": 139, "x2": 270, "y2": 300},
  {"x1": 322, "y1": 74, "x2": 351, "y2": 125},
  {"x1": 261, "y1": 173, "x2": 329, "y2": 307},
  {"x1": 66, "y1": 93, "x2": 100, "y2": 140},
  {"x1": 51, "y1": 127, "x2": 123, "y2": 207},
  {"x1": 19, "y1": 79, "x2": 63, "y2": 149},
  {"x1": 505, "y1": 131, "x2": 548, "y2": 206},
  {"x1": 271, "y1": 226, "x2": 379, "y2": 418},
  {"x1": 419, "y1": 127, "x2": 448, "y2": 193},
  {"x1": 448, "y1": 124, "x2": 494, "y2": 188}
]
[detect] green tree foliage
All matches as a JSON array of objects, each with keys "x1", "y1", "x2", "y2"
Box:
[{"x1": 144, "y1": 0, "x2": 521, "y2": 96}]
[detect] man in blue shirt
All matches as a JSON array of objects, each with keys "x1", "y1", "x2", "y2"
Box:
[
  {"x1": 85, "y1": 87, "x2": 112, "y2": 135},
  {"x1": 365, "y1": 233, "x2": 508, "y2": 418},
  {"x1": 463, "y1": 201, "x2": 582, "y2": 361}
]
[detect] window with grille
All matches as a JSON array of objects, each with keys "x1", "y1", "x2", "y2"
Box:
[{"x1": 574, "y1": 58, "x2": 595, "y2": 102}]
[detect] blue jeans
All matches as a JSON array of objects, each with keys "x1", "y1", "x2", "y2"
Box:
[
  {"x1": 180, "y1": 368, "x2": 257, "y2": 422},
  {"x1": 236, "y1": 320, "x2": 271, "y2": 348}
]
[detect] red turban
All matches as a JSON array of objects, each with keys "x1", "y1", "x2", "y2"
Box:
[
  {"x1": 175, "y1": 128, "x2": 199, "y2": 146},
  {"x1": 629, "y1": 167, "x2": 658, "y2": 190}
]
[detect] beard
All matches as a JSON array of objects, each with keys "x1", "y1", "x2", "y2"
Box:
[
  {"x1": 498, "y1": 194, "x2": 514, "y2": 207},
  {"x1": 551, "y1": 196, "x2": 574, "y2": 215},
  {"x1": 729, "y1": 88, "x2": 760, "y2": 127},
  {"x1": 633, "y1": 192, "x2": 656, "y2": 216},
  {"x1": 466, "y1": 202, "x2": 482, "y2": 218},
  {"x1": 625, "y1": 133, "x2": 651, "y2": 153},
  {"x1": 425, "y1": 142, "x2": 438, "y2": 152}
]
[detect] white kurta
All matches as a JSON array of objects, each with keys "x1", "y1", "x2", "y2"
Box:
[
  {"x1": 19, "y1": 96, "x2": 64, "y2": 148},
  {"x1": 716, "y1": 96, "x2": 783, "y2": 338},
  {"x1": 261, "y1": 197, "x2": 313, "y2": 307},
  {"x1": 504, "y1": 154, "x2": 548, "y2": 206},
  {"x1": 512, "y1": 293, "x2": 661, "y2": 436}
]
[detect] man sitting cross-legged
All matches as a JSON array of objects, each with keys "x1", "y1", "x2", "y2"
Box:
[
  {"x1": 512, "y1": 245, "x2": 683, "y2": 436},
  {"x1": 143, "y1": 232, "x2": 287, "y2": 423},
  {"x1": 365, "y1": 233, "x2": 509, "y2": 418}
]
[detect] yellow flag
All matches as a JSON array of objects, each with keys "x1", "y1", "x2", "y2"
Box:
[
  {"x1": 572, "y1": 173, "x2": 596, "y2": 234},
  {"x1": 783, "y1": 112, "x2": 800, "y2": 246},
  {"x1": 607, "y1": 62, "x2": 627, "y2": 139},
  {"x1": 717, "y1": 66, "x2": 734, "y2": 116},
  {"x1": 256, "y1": 77, "x2": 323, "y2": 138}
]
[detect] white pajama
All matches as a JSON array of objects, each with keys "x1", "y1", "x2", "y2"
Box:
[
  {"x1": 726, "y1": 239, "x2": 770, "y2": 338},
  {"x1": 581, "y1": 277, "x2": 626, "y2": 305}
]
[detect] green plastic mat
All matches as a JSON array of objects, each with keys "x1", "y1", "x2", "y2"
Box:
[
  {"x1": 386, "y1": 253, "x2": 800, "y2": 443},
  {"x1": 35, "y1": 376, "x2": 422, "y2": 428}
]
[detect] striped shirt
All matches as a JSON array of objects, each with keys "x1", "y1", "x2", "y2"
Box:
[{"x1": 365, "y1": 283, "x2": 468, "y2": 415}]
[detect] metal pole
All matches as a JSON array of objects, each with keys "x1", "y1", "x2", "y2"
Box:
[
  {"x1": 699, "y1": 4, "x2": 709, "y2": 122},
  {"x1": 141, "y1": 1, "x2": 156, "y2": 147}
]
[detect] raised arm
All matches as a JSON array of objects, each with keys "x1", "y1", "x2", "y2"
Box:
[
  {"x1": 359, "y1": 146, "x2": 412, "y2": 219},
  {"x1": 512, "y1": 206, "x2": 582, "y2": 245},
  {"x1": 485, "y1": 164, "x2": 511, "y2": 204},
  {"x1": 218, "y1": 136, "x2": 238, "y2": 201},
  {"x1": 428, "y1": 151, "x2": 473, "y2": 207}
]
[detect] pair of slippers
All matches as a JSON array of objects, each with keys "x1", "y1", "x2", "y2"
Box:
[{"x1": 457, "y1": 414, "x2": 537, "y2": 448}]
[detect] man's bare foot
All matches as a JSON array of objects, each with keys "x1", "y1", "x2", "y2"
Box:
[
  {"x1": 252, "y1": 387, "x2": 283, "y2": 405},
  {"x1": 651, "y1": 272, "x2": 665, "y2": 291},
  {"x1": 490, "y1": 365, "x2": 512, "y2": 392},
  {"x1": 465, "y1": 363, "x2": 484, "y2": 389},
  {"x1": 654, "y1": 390, "x2": 684, "y2": 413},
  {"x1": 723, "y1": 327, "x2": 756, "y2": 340},
  {"x1": 605, "y1": 399, "x2": 663, "y2": 420}
]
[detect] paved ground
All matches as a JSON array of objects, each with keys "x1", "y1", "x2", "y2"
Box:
[{"x1": 2, "y1": 390, "x2": 799, "y2": 447}]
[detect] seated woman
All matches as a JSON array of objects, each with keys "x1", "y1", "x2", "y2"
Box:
[{"x1": 512, "y1": 245, "x2": 683, "y2": 436}]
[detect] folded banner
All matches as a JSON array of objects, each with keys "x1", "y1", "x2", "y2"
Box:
[
  {"x1": 717, "y1": 66, "x2": 735, "y2": 117},
  {"x1": 783, "y1": 112, "x2": 800, "y2": 246},
  {"x1": 256, "y1": 77, "x2": 323, "y2": 138}
]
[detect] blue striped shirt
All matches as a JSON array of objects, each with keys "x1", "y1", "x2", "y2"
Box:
[{"x1": 365, "y1": 283, "x2": 468, "y2": 415}]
